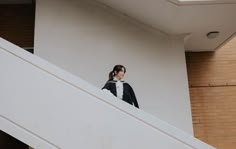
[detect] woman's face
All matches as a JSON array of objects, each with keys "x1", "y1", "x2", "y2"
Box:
[{"x1": 115, "y1": 67, "x2": 125, "y2": 80}]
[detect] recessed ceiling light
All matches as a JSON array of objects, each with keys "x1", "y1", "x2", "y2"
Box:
[{"x1": 207, "y1": 31, "x2": 220, "y2": 39}]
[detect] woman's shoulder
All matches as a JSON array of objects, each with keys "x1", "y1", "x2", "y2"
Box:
[
  {"x1": 106, "y1": 80, "x2": 116, "y2": 84},
  {"x1": 106, "y1": 80, "x2": 130, "y2": 86},
  {"x1": 122, "y1": 81, "x2": 132, "y2": 87}
]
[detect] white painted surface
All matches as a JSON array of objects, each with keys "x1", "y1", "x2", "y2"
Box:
[
  {"x1": 34, "y1": 0, "x2": 193, "y2": 134},
  {"x1": 0, "y1": 38, "x2": 215, "y2": 149},
  {"x1": 97, "y1": 0, "x2": 236, "y2": 51}
]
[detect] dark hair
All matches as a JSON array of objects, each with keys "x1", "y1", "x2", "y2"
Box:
[{"x1": 108, "y1": 65, "x2": 126, "y2": 81}]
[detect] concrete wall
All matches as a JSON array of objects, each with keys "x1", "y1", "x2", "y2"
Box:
[
  {"x1": 0, "y1": 37, "x2": 215, "y2": 149},
  {"x1": 34, "y1": 0, "x2": 193, "y2": 134}
]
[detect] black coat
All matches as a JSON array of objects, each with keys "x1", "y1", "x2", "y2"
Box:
[{"x1": 102, "y1": 80, "x2": 139, "y2": 108}]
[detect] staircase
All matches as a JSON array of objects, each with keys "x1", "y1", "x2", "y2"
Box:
[{"x1": 0, "y1": 38, "x2": 215, "y2": 149}]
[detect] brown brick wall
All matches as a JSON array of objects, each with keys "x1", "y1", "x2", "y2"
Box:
[
  {"x1": 0, "y1": 4, "x2": 35, "y2": 48},
  {"x1": 186, "y1": 37, "x2": 236, "y2": 149}
]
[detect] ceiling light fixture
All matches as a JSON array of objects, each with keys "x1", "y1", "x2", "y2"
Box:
[{"x1": 207, "y1": 31, "x2": 220, "y2": 39}]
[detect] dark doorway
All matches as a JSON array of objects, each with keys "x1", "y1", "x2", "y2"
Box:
[
  {"x1": 0, "y1": 1, "x2": 35, "y2": 54},
  {"x1": 0, "y1": 130, "x2": 29, "y2": 149}
]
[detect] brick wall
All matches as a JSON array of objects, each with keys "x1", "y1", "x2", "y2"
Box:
[{"x1": 186, "y1": 37, "x2": 236, "y2": 149}]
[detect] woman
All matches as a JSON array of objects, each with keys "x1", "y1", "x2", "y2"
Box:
[{"x1": 102, "y1": 65, "x2": 139, "y2": 108}]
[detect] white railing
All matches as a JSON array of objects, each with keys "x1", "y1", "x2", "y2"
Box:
[{"x1": 0, "y1": 38, "x2": 216, "y2": 149}]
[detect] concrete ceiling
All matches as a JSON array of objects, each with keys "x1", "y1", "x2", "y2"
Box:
[
  {"x1": 170, "y1": 0, "x2": 236, "y2": 5},
  {"x1": 96, "y1": 0, "x2": 236, "y2": 51},
  {"x1": 1, "y1": 0, "x2": 235, "y2": 51}
]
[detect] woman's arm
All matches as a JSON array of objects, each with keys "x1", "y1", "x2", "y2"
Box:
[
  {"x1": 102, "y1": 82, "x2": 115, "y2": 97},
  {"x1": 129, "y1": 85, "x2": 139, "y2": 109},
  {"x1": 102, "y1": 82, "x2": 110, "y2": 90}
]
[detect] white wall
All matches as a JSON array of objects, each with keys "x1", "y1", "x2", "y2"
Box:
[
  {"x1": 0, "y1": 38, "x2": 215, "y2": 149},
  {"x1": 34, "y1": 0, "x2": 193, "y2": 134}
]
